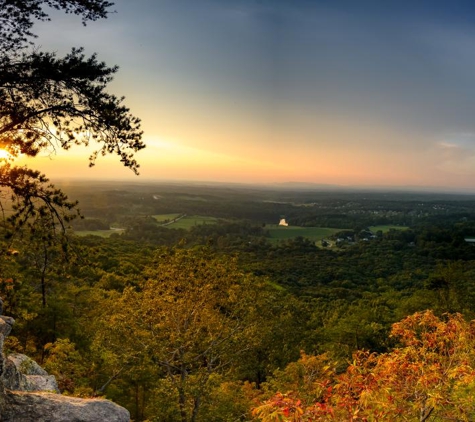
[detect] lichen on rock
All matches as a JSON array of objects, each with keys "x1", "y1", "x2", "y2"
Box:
[{"x1": 2, "y1": 353, "x2": 60, "y2": 393}]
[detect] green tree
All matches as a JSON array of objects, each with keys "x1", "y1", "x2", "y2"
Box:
[
  {"x1": 0, "y1": 0, "x2": 144, "y2": 242},
  {"x1": 94, "y1": 247, "x2": 268, "y2": 422}
]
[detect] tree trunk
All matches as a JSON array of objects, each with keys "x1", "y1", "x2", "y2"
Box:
[
  {"x1": 178, "y1": 386, "x2": 187, "y2": 422},
  {"x1": 134, "y1": 383, "x2": 140, "y2": 422},
  {"x1": 420, "y1": 405, "x2": 434, "y2": 421},
  {"x1": 41, "y1": 244, "x2": 48, "y2": 307},
  {"x1": 191, "y1": 396, "x2": 201, "y2": 422},
  {"x1": 178, "y1": 365, "x2": 188, "y2": 422}
]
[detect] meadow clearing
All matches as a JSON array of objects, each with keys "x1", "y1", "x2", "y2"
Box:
[
  {"x1": 157, "y1": 215, "x2": 218, "y2": 229},
  {"x1": 265, "y1": 225, "x2": 344, "y2": 244}
]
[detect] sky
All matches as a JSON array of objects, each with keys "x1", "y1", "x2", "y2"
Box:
[{"x1": 21, "y1": 0, "x2": 475, "y2": 190}]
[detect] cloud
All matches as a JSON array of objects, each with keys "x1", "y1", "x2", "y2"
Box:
[
  {"x1": 436, "y1": 133, "x2": 475, "y2": 175},
  {"x1": 440, "y1": 133, "x2": 475, "y2": 149}
]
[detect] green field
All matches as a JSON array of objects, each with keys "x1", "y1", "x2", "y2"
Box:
[
  {"x1": 164, "y1": 215, "x2": 218, "y2": 230},
  {"x1": 369, "y1": 225, "x2": 409, "y2": 233},
  {"x1": 178, "y1": 196, "x2": 208, "y2": 202},
  {"x1": 152, "y1": 213, "x2": 182, "y2": 223},
  {"x1": 266, "y1": 225, "x2": 345, "y2": 244},
  {"x1": 74, "y1": 229, "x2": 125, "y2": 238}
]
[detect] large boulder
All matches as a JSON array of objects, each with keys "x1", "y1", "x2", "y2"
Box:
[
  {"x1": 0, "y1": 316, "x2": 129, "y2": 422},
  {"x1": 2, "y1": 391, "x2": 130, "y2": 422},
  {"x1": 2, "y1": 353, "x2": 59, "y2": 393},
  {"x1": 0, "y1": 317, "x2": 14, "y2": 380}
]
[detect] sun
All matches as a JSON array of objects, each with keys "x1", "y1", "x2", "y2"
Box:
[{"x1": 0, "y1": 149, "x2": 11, "y2": 160}]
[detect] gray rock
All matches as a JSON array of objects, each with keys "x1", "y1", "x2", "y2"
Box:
[
  {"x1": 23, "y1": 375, "x2": 59, "y2": 393},
  {"x1": 0, "y1": 317, "x2": 14, "y2": 380},
  {"x1": 2, "y1": 358, "x2": 26, "y2": 391},
  {"x1": 2, "y1": 391, "x2": 130, "y2": 422},
  {"x1": 2, "y1": 354, "x2": 59, "y2": 393},
  {"x1": 0, "y1": 318, "x2": 13, "y2": 339},
  {"x1": 8, "y1": 354, "x2": 48, "y2": 376},
  {"x1": 0, "y1": 316, "x2": 130, "y2": 421}
]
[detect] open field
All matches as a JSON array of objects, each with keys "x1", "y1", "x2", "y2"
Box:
[
  {"x1": 164, "y1": 215, "x2": 218, "y2": 229},
  {"x1": 178, "y1": 195, "x2": 208, "y2": 201},
  {"x1": 266, "y1": 225, "x2": 345, "y2": 243},
  {"x1": 72, "y1": 224, "x2": 409, "y2": 239},
  {"x1": 152, "y1": 213, "x2": 182, "y2": 223},
  {"x1": 74, "y1": 229, "x2": 125, "y2": 238},
  {"x1": 369, "y1": 225, "x2": 409, "y2": 233}
]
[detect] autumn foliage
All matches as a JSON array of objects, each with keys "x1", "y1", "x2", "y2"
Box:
[{"x1": 254, "y1": 310, "x2": 475, "y2": 421}]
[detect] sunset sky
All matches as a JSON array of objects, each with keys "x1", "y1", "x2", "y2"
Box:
[{"x1": 24, "y1": 0, "x2": 475, "y2": 190}]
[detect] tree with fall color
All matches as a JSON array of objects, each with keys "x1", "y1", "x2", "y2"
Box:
[{"x1": 254, "y1": 310, "x2": 475, "y2": 421}]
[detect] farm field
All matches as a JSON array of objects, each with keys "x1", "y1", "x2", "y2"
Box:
[
  {"x1": 369, "y1": 225, "x2": 409, "y2": 233},
  {"x1": 74, "y1": 229, "x2": 125, "y2": 238},
  {"x1": 164, "y1": 215, "x2": 218, "y2": 229},
  {"x1": 266, "y1": 225, "x2": 345, "y2": 243},
  {"x1": 152, "y1": 213, "x2": 182, "y2": 223}
]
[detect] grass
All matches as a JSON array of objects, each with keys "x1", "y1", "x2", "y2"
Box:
[
  {"x1": 369, "y1": 225, "x2": 409, "y2": 233},
  {"x1": 266, "y1": 225, "x2": 345, "y2": 244},
  {"x1": 266, "y1": 224, "x2": 409, "y2": 246},
  {"x1": 178, "y1": 196, "x2": 208, "y2": 202},
  {"x1": 152, "y1": 213, "x2": 182, "y2": 223},
  {"x1": 74, "y1": 229, "x2": 125, "y2": 238},
  {"x1": 164, "y1": 215, "x2": 218, "y2": 230}
]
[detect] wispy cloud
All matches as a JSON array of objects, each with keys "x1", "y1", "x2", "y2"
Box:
[{"x1": 436, "y1": 133, "x2": 475, "y2": 175}]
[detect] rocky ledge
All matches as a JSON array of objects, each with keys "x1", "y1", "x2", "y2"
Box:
[
  {"x1": 3, "y1": 391, "x2": 130, "y2": 422},
  {"x1": 0, "y1": 316, "x2": 129, "y2": 422}
]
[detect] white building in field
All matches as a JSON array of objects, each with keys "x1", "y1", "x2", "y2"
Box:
[{"x1": 279, "y1": 218, "x2": 288, "y2": 226}]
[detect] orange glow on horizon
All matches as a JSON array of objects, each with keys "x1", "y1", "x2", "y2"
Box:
[{"x1": 10, "y1": 130, "x2": 475, "y2": 191}]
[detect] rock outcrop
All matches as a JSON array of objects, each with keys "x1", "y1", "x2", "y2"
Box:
[
  {"x1": 3, "y1": 353, "x2": 60, "y2": 393},
  {"x1": 3, "y1": 391, "x2": 130, "y2": 422},
  {"x1": 0, "y1": 315, "x2": 129, "y2": 422}
]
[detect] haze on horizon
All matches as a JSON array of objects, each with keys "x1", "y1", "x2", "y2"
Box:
[{"x1": 23, "y1": 0, "x2": 475, "y2": 191}]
